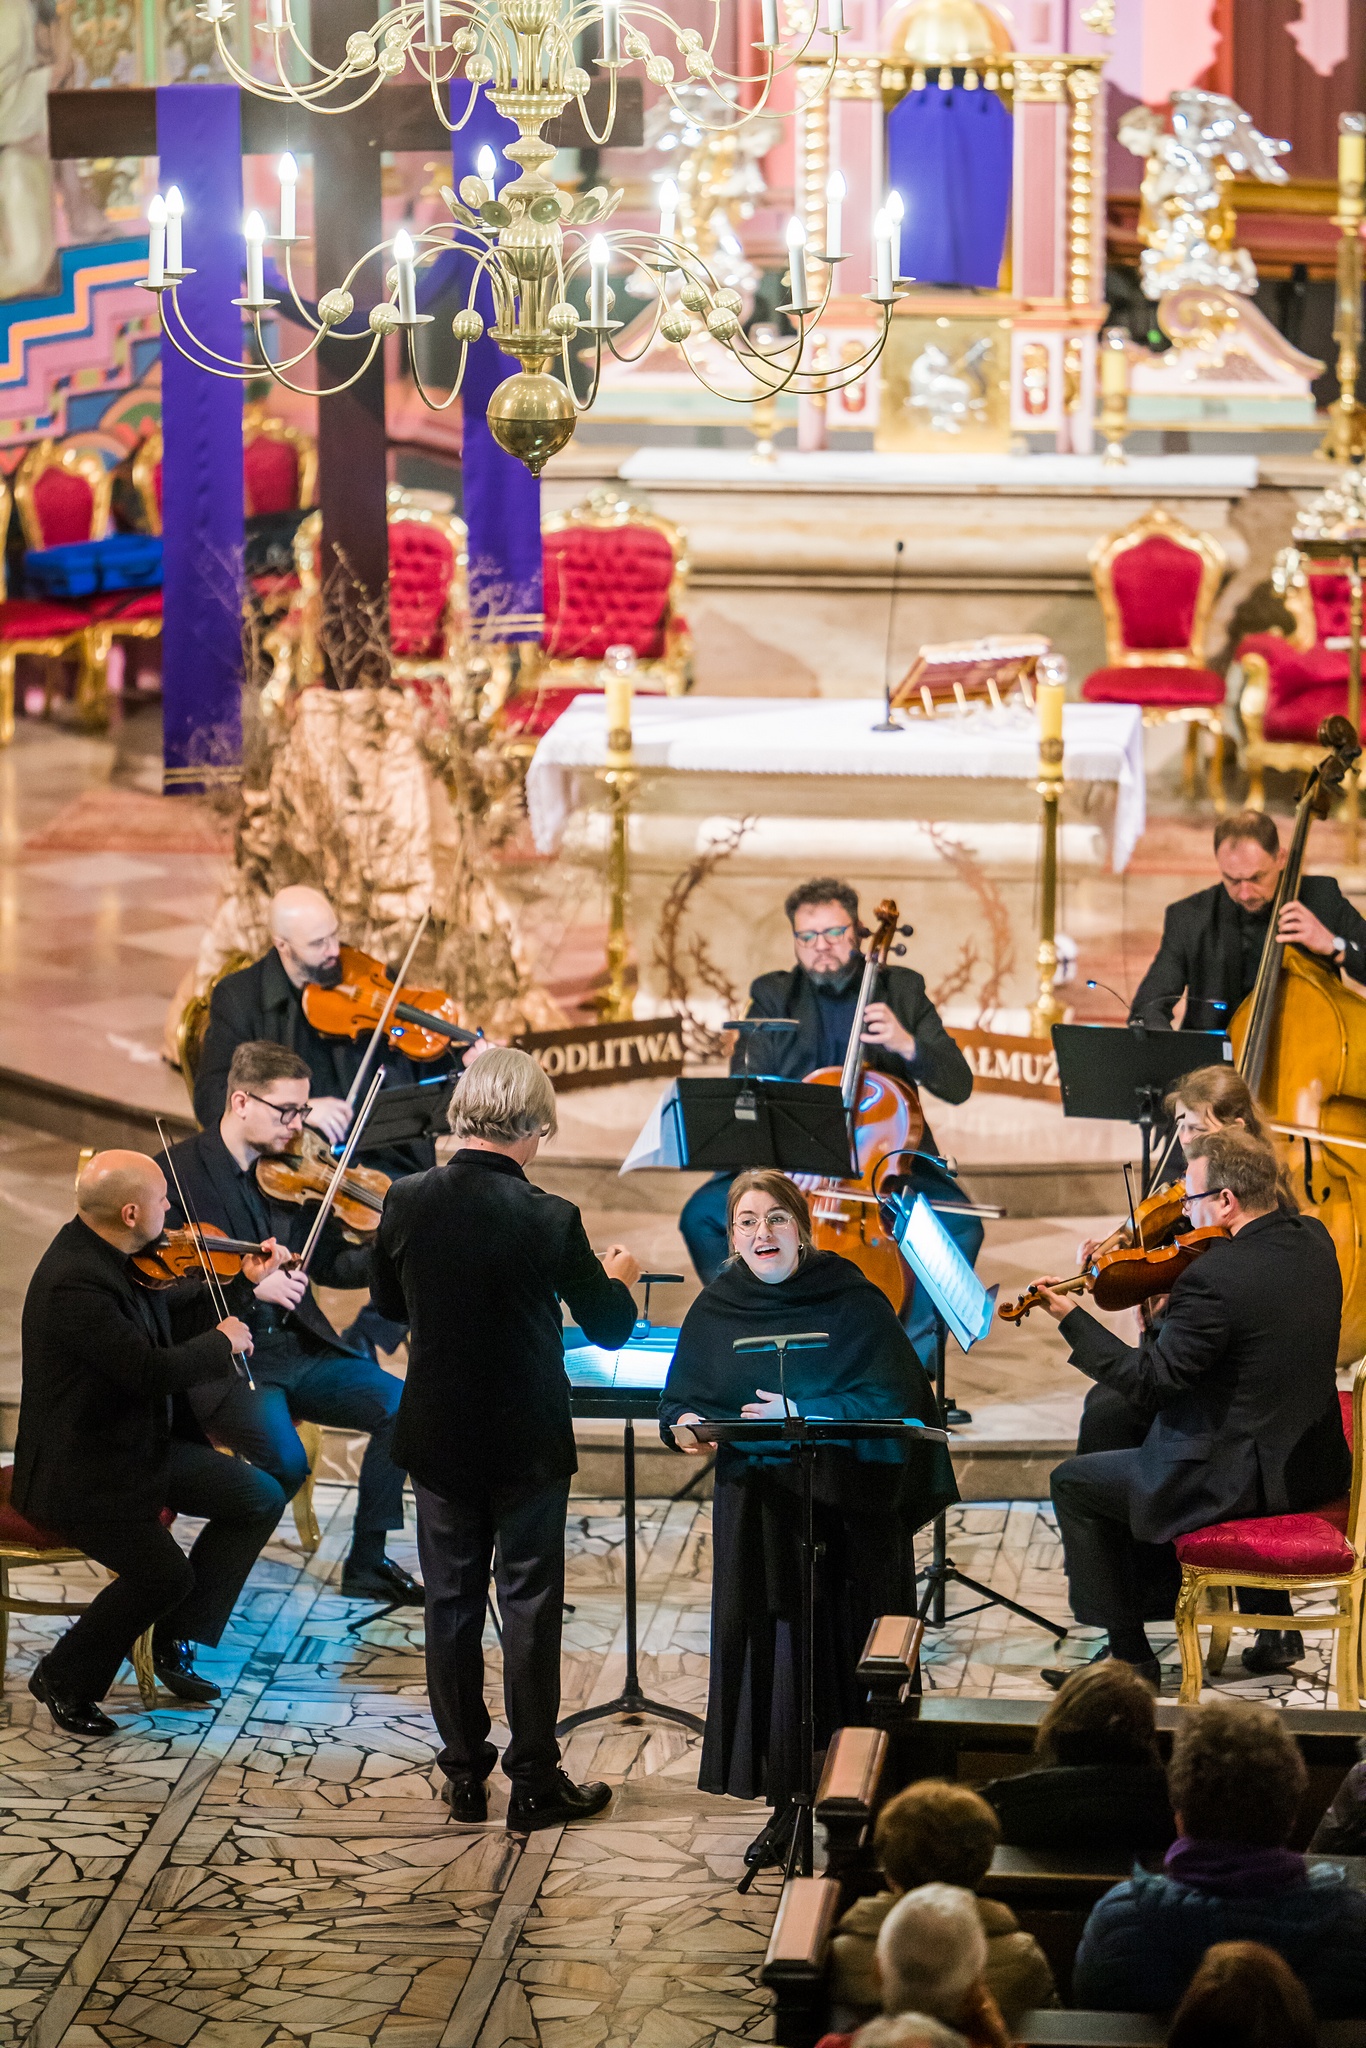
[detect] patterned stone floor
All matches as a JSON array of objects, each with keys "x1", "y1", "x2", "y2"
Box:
[{"x1": 1, "y1": 1473, "x2": 1351, "y2": 2048}]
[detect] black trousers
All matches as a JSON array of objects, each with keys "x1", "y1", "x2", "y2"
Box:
[
  {"x1": 196, "y1": 1345, "x2": 406, "y2": 1534},
  {"x1": 414, "y1": 1476, "x2": 569, "y2": 1793},
  {"x1": 44, "y1": 1441, "x2": 286, "y2": 1702}
]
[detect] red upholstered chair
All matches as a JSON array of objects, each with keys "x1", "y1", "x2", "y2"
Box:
[
  {"x1": 387, "y1": 491, "x2": 468, "y2": 686},
  {"x1": 0, "y1": 1464, "x2": 157, "y2": 1708},
  {"x1": 1237, "y1": 548, "x2": 1353, "y2": 808},
  {"x1": 1173, "y1": 1373, "x2": 1365, "y2": 1707},
  {"x1": 502, "y1": 488, "x2": 692, "y2": 743},
  {"x1": 242, "y1": 402, "x2": 317, "y2": 519},
  {"x1": 1084, "y1": 507, "x2": 1230, "y2": 809},
  {"x1": 0, "y1": 470, "x2": 87, "y2": 746}
]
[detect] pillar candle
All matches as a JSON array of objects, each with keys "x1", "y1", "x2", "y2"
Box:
[
  {"x1": 164, "y1": 186, "x2": 184, "y2": 272},
  {"x1": 423, "y1": 0, "x2": 442, "y2": 48},
  {"x1": 873, "y1": 210, "x2": 893, "y2": 299},
  {"x1": 785, "y1": 216, "x2": 809, "y2": 310},
  {"x1": 601, "y1": 0, "x2": 619, "y2": 61},
  {"x1": 605, "y1": 662, "x2": 633, "y2": 746},
  {"x1": 760, "y1": 0, "x2": 779, "y2": 49},
  {"x1": 393, "y1": 229, "x2": 417, "y2": 322},
  {"x1": 589, "y1": 236, "x2": 609, "y2": 326},
  {"x1": 1100, "y1": 327, "x2": 1129, "y2": 395},
  {"x1": 1036, "y1": 653, "x2": 1066, "y2": 780},
  {"x1": 244, "y1": 211, "x2": 265, "y2": 302},
  {"x1": 147, "y1": 194, "x2": 166, "y2": 287},
  {"x1": 1341, "y1": 112, "x2": 1366, "y2": 193}
]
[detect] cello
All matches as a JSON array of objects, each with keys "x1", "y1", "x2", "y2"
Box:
[
  {"x1": 1230, "y1": 714, "x2": 1366, "y2": 1362},
  {"x1": 799, "y1": 899, "x2": 920, "y2": 1314}
]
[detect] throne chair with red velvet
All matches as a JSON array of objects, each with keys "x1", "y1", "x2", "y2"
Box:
[
  {"x1": 0, "y1": 466, "x2": 89, "y2": 745},
  {"x1": 1083, "y1": 506, "x2": 1230, "y2": 809},
  {"x1": 9, "y1": 439, "x2": 129, "y2": 729},
  {"x1": 501, "y1": 487, "x2": 692, "y2": 743},
  {"x1": 1236, "y1": 547, "x2": 1352, "y2": 809}
]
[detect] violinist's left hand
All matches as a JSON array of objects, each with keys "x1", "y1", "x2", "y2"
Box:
[
  {"x1": 241, "y1": 1236, "x2": 290, "y2": 1287},
  {"x1": 1032, "y1": 1277, "x2": 1077, "y2": 1323},
  {"x1": 862, "y1": 1002, "x2": 916, "y2": 1061},
  {"x1": 742, "y1": 1388, "x2": 794, "y2": 1419},
  {"x1": 1278, "y1": 900, "x2": 1342, "y2": 958},
  {"x1": 460, "y1": 1033, "x2": 500, "y2": 1068}
]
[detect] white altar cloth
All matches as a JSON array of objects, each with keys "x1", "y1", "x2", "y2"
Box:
[{"x1": 526, "y1": 697, "x2": 1147, "y2": 872}]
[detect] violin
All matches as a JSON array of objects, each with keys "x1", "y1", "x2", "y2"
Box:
[
  {"x1": 1000, "y1": 1223, "x2": 1230, "y2": 1324},
  {"x1": 998, "y1": 1177, "x2": 1190, "y2": 1323},
  {"x1": 133, "y1": 1223, "x2": 286, "y2": 1290},
  {"x1": 303, "y1": 945, "x2": 479, "y2": 1063},
  {"x1": 255, "y1": 1128, "x2": 390, "y2": 1239},
  {"x1": 800, "y1": 900, "x2": 922, "y2": 1315}
]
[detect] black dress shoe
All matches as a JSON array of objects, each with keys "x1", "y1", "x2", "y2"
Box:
[
  {"x1": 339, "y1": 1557, "x2": 424, "y2": 1605},
  {"x1": 28, "y1": 1660, "x2": 117, "y2": 1738},
  {"x1": 744, "y1": 1804, "x2": 797, "y2": 1871},
  {"x1": 1042, "y1": 1650, "x2": 1161, "y2": 1693},
  {"x1": 506, "y1": 1770, "x2": 612, "y2": 1833},
  {"x1": 441, "y1": 1777, "x2": 489, "y2": 1823},
  {"x1": 1242, "y1": 1629, "x2": 1305, "y2": 1675},
  {"x1": 151, "y1": 1639, "x2": 221, "y2": 1703}
]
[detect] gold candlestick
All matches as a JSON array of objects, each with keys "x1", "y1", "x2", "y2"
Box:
[
  {"x1": 1322, "y1": 112, "x2": 1366, "y2": 465},
  {"x1": 1030, "y1": 653, "x2": 1067, "y2": 1040},
  {"x1": 1098, "y1": 326, "x2": 1130, "y2": 468},
  {"x1": 597, "y1": 645, "x2": 638, "y2": 1023}
]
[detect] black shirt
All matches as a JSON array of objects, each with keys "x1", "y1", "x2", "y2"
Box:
[
  {"x1": 1235, "y1": 901, "x2": 1273, "y2": 1002},
  {"x1": 813, "y1": 969, "x2": 861, "y2": 1073}
]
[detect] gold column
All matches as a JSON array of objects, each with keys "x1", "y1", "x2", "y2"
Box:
[
  {"x1": 1323, "y1": 112, "x2": 1366, "y2": 465},
  {"x1": 1030, "y1": 654, "x2": 1067, "y2": 1040},
  {"x1": 597, "y1": 651, "x2": 637, "y2": 1023}
]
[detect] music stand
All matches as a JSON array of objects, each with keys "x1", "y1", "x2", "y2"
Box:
[
  {"x1": 885, "y1": 1193, "x2": 1066, "y2": 1644},
  {"x1": 673, "y1": 1077, "x2": 855, "y2": 1177},
  {"x1": 1051, "y1": 1024, "x2": 1229, "y2": 1197},
  {"x1": 687, "y1": 1389, "x2": 949, "y2": 1889},
  {"x1": 341, "y1": 1072, "x2": 458, "y2": 1152}
]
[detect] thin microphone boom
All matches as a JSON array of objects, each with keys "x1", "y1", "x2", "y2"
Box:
[{"x1": 873, "y1": 540, "x2": 905, "y2": 733}]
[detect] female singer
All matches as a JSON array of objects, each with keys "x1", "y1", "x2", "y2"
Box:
[{"x1": 659, "y1": 1169, "x2": 957, "y2": 1873}]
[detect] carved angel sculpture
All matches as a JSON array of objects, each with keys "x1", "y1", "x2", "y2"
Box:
[{"x1": 1119, "y1": 89, "x2": 1289, "y2": 300}]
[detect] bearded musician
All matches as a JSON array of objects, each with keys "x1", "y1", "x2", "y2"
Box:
[{"x1": 678, "y1": 876, "x2": 978, "y2": 1365}]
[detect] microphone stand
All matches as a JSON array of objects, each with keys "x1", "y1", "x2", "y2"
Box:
[{"x1": 872, "y1": 539, "x2": 905, "y2": 732}]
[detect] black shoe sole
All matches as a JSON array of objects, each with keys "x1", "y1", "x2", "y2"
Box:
[
  {"x1": 152, "y1": 1668, "x2": 221, "y2": 1703},
  {"x1": 442, "y1": 1786, "x2": 489, "y2": 1823},
  {"x1": 506, "y1": 1789, "x2": 612, "y2": 1832},
  {"x1": 28, "y1": 1669, "x2": 117, "y2": 1738},
  {"x1": 339, "y1": 1578, "x2": 424, "y2": 1605}
]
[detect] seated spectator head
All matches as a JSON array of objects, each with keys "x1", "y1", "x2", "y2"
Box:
[
  {"x1": 873, "y1": 1781, "x2": 1000, "y2": 1896},
  {"x1": 1168, "y1": 1701, "x2": 1307, "y2": 1848},
  {"x1": 1035, "y1": 1658, "x2": 1161, "y2": 1769},
  {"x1": 853, "y1": 2018, "x2": 966, "y2": 2048},
  {"x1": 1166, "y1": 1941, "x2": 1315, "y2": 2048},
  {"x1": 876, "y1": 1884, "x2": 988, "y2": 2026}
]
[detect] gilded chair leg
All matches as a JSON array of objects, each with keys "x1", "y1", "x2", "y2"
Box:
[
  {"x1": 1174, "y1": 1568, "x2": 1205, "y2": 1704},
  {"x1": 292, "y1": 1421, "x2": 323, "y2": 1554},
  {"x1": 1211, "y1": 726, "x2": 1227, "y2": 815},
  {"x1": 77, "y1": 629, "x2": 112, "y2": 729},
  {"x1": 1338, "y1": 1584, "x2": 1363, "y2": 1712},
  {"x1": 1247, "y1": 755, "x2": 1266, "y2": 810},
  {"x1": 1205, "y1": 1584, "x2": 1234, "y2": 1675},
  {"x1": 131, "y1": 1627, "x2": 157, "y2": 1710},
  {"x1": 1181, "y1": 722, "x2": 1200, "y2": 802},
  {"x1": 0, "y1": 649, "x2": 15, "y2": 747}
]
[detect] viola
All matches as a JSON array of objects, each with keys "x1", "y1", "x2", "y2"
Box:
[
  {"x1": 302, "y1": 945, "x2": 479, "y2": 1063},
  {"x1": 800, "y1": 899, "x2": 921, "y2": 1315},
  {"x1": 1000, "y1": 1223, "x2": 1229, "y2": 1325},
  {"x1": 133, "y1": 1223, "x2": 283, "y2": 1290},
  {"x1": 255, "y1": 1128, "x2": 390, "y2": 1239},
  {"x1": 999, "y1": 1177, "x2": 1190, "y2": 1324}
]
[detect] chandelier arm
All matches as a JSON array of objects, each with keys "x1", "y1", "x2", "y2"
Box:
[
  {"x1": 563, "y1": 330, "x2": 604, "y2": 412},
  {"x1": 281, "y1": 245, "x2": 326, "y2": 335},
  {"x1": 408, "y1": 343, "x2": 470, "y2": 412},
  {"x1": 434, "y1": 75, "x2": 484, "y2": 131},
  {"x1": 206, "y1": 22, "x2": 320, "y2": 102},
  {"x1": 158, "y1": 287, "x2": 270, "y2": 373},
  {"x1": 572, "y1": 63, "x2": 619, "y2": 148},
  {"x1": 602, "y1": 287, "x2": 670, "y2": 365},
  {"x1": 248, "y1": 321, "x2": 387, "y2": 395},
  {"x1": 155, "y1": 309, "x2": 257, "y2": 382}
]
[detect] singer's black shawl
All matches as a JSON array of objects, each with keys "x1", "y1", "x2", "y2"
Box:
[{"x1": 659, "y1": 1250, "x2": 957, "y2": 1805}]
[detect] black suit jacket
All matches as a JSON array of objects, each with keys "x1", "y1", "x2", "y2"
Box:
[
  {"x1": 1059, "y1": 1209, "x2": 1350, "y2": 1545},
  {"x1": 734, "y1": 965, "x2": 974, "y2": 1101},
  {"x1": 370, "y1": 1148, "x2": 638, "y2": 1493},
  {"x1": 13, "y1": 1217, "x2": 234, "y2": 1529},
  {"x1": 1130, "y1": 877, "x2": 1366, "y2": 1031},
  {"x1": 194, "y1": 950, "x2": 452, "y2": 1175}
]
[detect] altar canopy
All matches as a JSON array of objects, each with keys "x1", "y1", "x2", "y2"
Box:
[
  {"x1": 886, "y1": 83, "x2": 1012, "y2": 291},
  {"x1": 526, "y1": 696, "x2": 1147, "y2": 871}
]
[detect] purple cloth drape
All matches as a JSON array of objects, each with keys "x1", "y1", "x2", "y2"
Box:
[
  {"x1": 156, "y1": 82, "x2": 245, "y2": 791},
  {"x1": 886, "y1": 83, "x2": 1012, "y2": 291},
  {"x1": 452, "y1": 89, "x2": 543, "y2": 641}
]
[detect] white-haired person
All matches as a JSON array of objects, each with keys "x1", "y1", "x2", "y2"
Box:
[
  {"x1": 817, "y1": 1886, "x2": 1011, "y2": 2048},
  {"x1": 370, "y1": 1048, "x2": 642, "y2": 1833}
]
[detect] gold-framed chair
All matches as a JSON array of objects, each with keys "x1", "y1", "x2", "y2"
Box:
[
  {"x1": 243, "y1": 401, "x2": 318, "y2": 519},
  {"x1": 1237, "y1": 545, "x2": 1355, "y2": 809},
  {"x1": 1083, "y1": 506, "x2": 1231, "y2": 809},
  {"x1": 1173, "y1": 1370, "x2": 1366, "y2": 1707},
  {"x1": 0, "y1": 1485, "x2": 158, "y2": 1711},
  {"x1": 0, "y1": 471, "x2": 87, "y2": 746}
]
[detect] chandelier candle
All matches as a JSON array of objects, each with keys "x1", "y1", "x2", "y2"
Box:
[
  {"x1": 589, "y1": 236, "x2": 610, "y2": 328},
  {"x1": 147, "y1": 194, "x2": 166, "y2": 289},
  {"x1": 393, "y1": 230, "x2": 418, "y2": 322},
  {"x1": 827, "y1": 0, "x2": 845, "y2": 34},
  {"x1": 277, "y1": 153, "x2": 297, "y2": 240},
  {"x1": 600, "y1": 0, "x2": 619, "y2": 61},
  {"x1": 243, "y1": 212, "x2": 265, "y2": 304},
  {"x1": 824, "y1": 171, "x2": 844, "y2": 260},
  {"x1": 164, "y1": 186, "x2": 184, "y2": 273},
  {"x1": 476, "y1": 144, "x2": 497, "y2": 191},
  {"x1": 886, "y1": 189, "x2": 903, "y2": 278},
  {"x1": 874, "y1": 211, "x2": 893, "y2": 299},
  {"x1": 786, "y1": 217, "x2": 810, "y2": 310},
  {"x1": 760, "y1": 0, "x2": 779, "y2": 49},
  {"x1": 423, "y1": 0, "x2": 443, "y2": 48}
]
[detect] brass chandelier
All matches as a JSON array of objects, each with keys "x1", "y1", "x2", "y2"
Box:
[{"x1": 144, "y1": 0, "x2": 909, "y2": 472}]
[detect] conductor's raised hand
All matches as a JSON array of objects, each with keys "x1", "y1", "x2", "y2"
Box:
[
  {"x1": 218, "y1": 1316, "x2": 253, "y2": 1356},
  {"x1": 741, "y1": 1388, "x2": 793, "y2": 1419},
  {"x1": 602, "y1": 1243, "x2": 641, "y2": 1286},
  {"x1": 1032, "y1": 1278, "x2": 1077, "y2": 1323}
]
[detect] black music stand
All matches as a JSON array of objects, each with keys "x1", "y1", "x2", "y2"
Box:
[
  {"x1": 672, "y1": 1077, "x2": 855, "y2": 1176},
  {"x1": 343, "y1": 1072, "x2": 458, "y2": 1152},
  {"x1": 688, "y1": 1392, "x2": 949, "y2": 1888},
  {"x1": 1051, "y1": 1024, "x2": 1229, "y2": 1197}
]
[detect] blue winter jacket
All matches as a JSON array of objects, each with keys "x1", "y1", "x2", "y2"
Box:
[{"x1": 1073, "y1": 1861, "x2": 1366, "y2": 2018}]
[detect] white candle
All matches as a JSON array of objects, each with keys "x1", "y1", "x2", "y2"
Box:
[
  {"x1": 786, "y1": 215, "x2": 809, "y2": 310},
  {"x1": 164, "y1": 185, "x2": 183, "y2": 272},
  {"x1": 658, "y1": 176, "x2": 677, "y2": 258},
  {"x1": 393, "y1": 228, "x2": 417, "y2": 321},
  {"x1": 147, "y1": 193, "x2": 166, "y2": 287},
  {"x1": 589, "y1": 235, "x2": 609, "y2": 327},
  {"x1": 760, "y1": 0, "x2": 779, "y2": 48},
  {"x1": 824, "y1": 169, "x2": 844, "y2": 259},
  {"x1": 277, "y1": 152, "x2": 297, "y2": 239},
  {"x1": 244, "y1": 210, "x2": 265, "y2": 303},
  {"x1": 266, "y1": 0, "x2": 283, "y2": 30},
  {"x1": 873, "y1": 209, "x2": 893, "y2": 298},
  {"x1": 477, "y1": 143, "x2": 497, "y2": 191},
  {"x1": 827, "y1": 0, "x2": 845, "y2": 30},
  {"x1": 886, "y1": 188, "x2": 903, "y2": 278},
  {"x1": 423, "y1": 0, "x2": 442, "y2": 46},
  {"x1": 601, "y1": 0, "x2": 620, "y2": 61}
]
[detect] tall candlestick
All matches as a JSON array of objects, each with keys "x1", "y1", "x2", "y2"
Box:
[
  {"x1": 147, "y1": 193, "x2": 166, "y2": 288},
  {"x1": 1030, "y1": 651, "x2": 1066, "y2": 1039},
  {"x1": 873, "y1": 210, "x2": 893, "y2": 300},
  {"x1": 785, "y1": 215, "x2": 809, "y2": 310},
  {"x1": 604, "y1": 654, "x2": 634, "y2": 756},
  {"x1": 393, "y1": 228, "x2": 417, "y2": 322},
  {"x1": 244, "y1": 211, "x2": 265, "y2": 303},
  {"x1": 589, "y1": 235, "x2": 610, "y2": 327},
  {"x1": 423, "y1": 0, "x2": 442, "y2": 47},
  {"x1": 886, "y1": 188, "x2": 904, "y2": 279},
  {"x1": 164, "y1": 186, "x2": 183, "y2": 273},
  {"x1": 760, "y1": 0, "x2": 779, "y2": 49},
  {"x1": 601, "y1": 0, "x2": 620, "y2": 61},
  {"x1": 1342, "y1": 110, "x2": 1366, "y2": 195},
  {"x1": 824, "y1": 170, "x2": 845, "y2": 260},
  {"x1": 277, "y1": 152, "x2": 297, "y2": 240}
]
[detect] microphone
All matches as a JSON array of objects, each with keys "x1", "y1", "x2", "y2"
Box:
[{"x1": 872, "y1": 539, "x2": 905, "y2": 733}]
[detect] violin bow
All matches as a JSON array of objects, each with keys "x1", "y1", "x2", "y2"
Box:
[
  {"x1": 154, "y1": 1117, "x2": 256, "y2": 1390},
  {"x1": 297, "y1": 1067, "x2": 387, "y2": 1276},
  {"x1": 343, "y1": 912, "x2": 430, "y2": 1114}
]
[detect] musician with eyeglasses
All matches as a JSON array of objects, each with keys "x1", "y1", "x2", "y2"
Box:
[{"x1": 154, "y1": 1038, "x2": 421, "y2": 1624}]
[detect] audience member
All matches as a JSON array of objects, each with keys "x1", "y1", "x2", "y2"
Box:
[
  {"x1": 1165, "y1": 1942, "x2": 1315, "y2": 2048},
  {"x1": 829, "y1": 1781, "x2": 1056, "y2": 2028},
  {"x1": 1309, "y1": 1747, "x2": 1366, "y2": 1856},
  {"x1": 1074, "y1": 1700, "x2": 1366, "y2": 2017},
  {"x1": 851, "y1": 2020, "x2": 969, "y2": 2048},
  {"x1": 981, "y1": 1661, "x2": 1174, "y2": 1851},
  {"x1": 875, "y1": 1886, "x2": 1012, "y2": 2048}
]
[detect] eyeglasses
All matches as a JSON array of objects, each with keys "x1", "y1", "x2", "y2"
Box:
[
  {"x1": 733, "y1": 1210, "x2": 799, "y2": 1235},
  {"x1": 793, "y1": 922, "x2": 852, "y2": 947},
  {"x1": 245, "y1": 1092, "x2": 309, "y2": 1125}
]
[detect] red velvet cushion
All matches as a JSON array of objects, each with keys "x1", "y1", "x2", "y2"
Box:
[
  {"x1": 1083, "y1": 665, "x2": 1224, "y2": 708},
  {"x1": 0, "y1": 1465, "x2": 70, "y2": 1550},
  {"x1": 243, "y1": 436, "x2": 301, "y2": 517},
  {"x1": 543, "y1": 525, "x2": 673, "y2": 662},
  {"x1": 501, "y1": 686, "x2": 587, "y2": 740},
  {"x1": 389, "y1": 519, "x2": 454, "y2": 659},
  {"x1": 88, "y1": 591, "x2": 163, "y2": 624},
  {"x1": 1175, "y1": 1511, "x2": 1354, "y2": 1575},
  {"x1": 0, "y1": 596, "x2": 88, "y2": 638},
  {"x1": 1111, "y1": 534, "x2": 1207, "y2": 651},
  {"x1": 32, "y1": 466, "x2": 98, "y2": 547},
  {"x1": 1237, "y1": 632, "x2": 1351, "y2": 742},
  {"x1": 1311, "y1": 572, "x2": 1352, "y2": 644}
]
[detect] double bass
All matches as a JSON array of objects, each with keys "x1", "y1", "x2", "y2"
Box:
[
  {"x1": 799, "y1": 900, "x2": 921, "y2": 1314},
  {"x1": 1230, "y1": 715, "x2": 1366, "y2": 1362}
]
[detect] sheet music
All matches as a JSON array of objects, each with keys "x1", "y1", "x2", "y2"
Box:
[
  {"x1": 563, "y1": 1326, "x2": 680, "y2": 1393},
  {"x1": 620, "y1": 1084, "x2": 685, "y2": 1174},
  {"x1": 893, "y1": 1194, "x2": 995, "y2": 1353}
]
